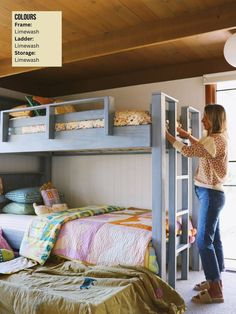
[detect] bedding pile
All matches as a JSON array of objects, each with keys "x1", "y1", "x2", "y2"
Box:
[
  {"x1": 0, "y1": 260, "x2": 186, "y2": 314},
  {"x1": 11, "y1": 110, "x2": 151, "y2": 134}
]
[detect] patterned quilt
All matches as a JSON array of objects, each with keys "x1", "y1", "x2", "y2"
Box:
[
  {"x1": 19, "y1": 205, "x2": 124, "y2": 264},
  {"x1": 53, "y1": 208, "x2": 158, "y2": 271},
  {"x1": 20, "y1": 206, "x2": 196, "y2": 274}
]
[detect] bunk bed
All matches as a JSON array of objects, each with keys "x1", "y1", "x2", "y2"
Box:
[{"x1": 0, "y1": 92, "x2": 200, "y2": 289}]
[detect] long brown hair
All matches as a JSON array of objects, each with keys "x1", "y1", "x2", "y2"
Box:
[{"x1": 204, "y1": 104, "x2": 227, "y2": 135}]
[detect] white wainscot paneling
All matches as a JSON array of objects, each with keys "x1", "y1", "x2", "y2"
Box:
[{"x1": 52, "y1": 154, "x2": 152, "y2": 209}]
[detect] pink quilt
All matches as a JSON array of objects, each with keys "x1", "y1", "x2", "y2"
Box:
[{"x1": 53, "y1": 208, "x2": 153, "y2": 267}]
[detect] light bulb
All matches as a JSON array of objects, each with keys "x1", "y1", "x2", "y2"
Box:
[{"x1": 224, "y1": 33, "x2": 236, "y2": 67}]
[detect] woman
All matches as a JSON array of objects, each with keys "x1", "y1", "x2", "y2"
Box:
[{"x1": 166, "y1": 104, "x2": 228, "y2": 304}]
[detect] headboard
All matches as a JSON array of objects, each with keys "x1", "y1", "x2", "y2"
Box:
[
  {"x1": 0, "y1": 172, "x2": 43, "y2": 193},
  {"x1": 0, "y1": 155, "x2": 52, "y2": 194}
]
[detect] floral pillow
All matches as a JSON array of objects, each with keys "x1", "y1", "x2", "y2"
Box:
[
  {"x1": 41, "y1": 189, "x2": 61, "y2": 207},
  {"x1": 0, "y1": 228, "x2": 12, "y2": 251}
]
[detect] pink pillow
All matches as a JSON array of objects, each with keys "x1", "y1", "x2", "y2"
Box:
[
  {"x1": 41, "y1": 188, "x2": 61, "y2": 207},
  {"x1": 0, "y1": 228, "x2": 12, "y2": 251}
]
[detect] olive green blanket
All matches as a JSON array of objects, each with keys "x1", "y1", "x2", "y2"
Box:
[{"x1": 0, "y1": 260, "x2": 186, "y2": 314}]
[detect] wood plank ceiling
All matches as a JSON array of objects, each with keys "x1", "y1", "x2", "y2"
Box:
[{"x1": 0, "y1": 0, "x2": 236, "y2": 97}]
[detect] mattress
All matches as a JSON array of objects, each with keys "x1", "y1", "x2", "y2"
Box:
[
  {"x1": 10, "y1": 111, "x2": 152, "y2": 135},
  {"x1": 0, "y1": 214, "x2": 35, "y2": 250}
]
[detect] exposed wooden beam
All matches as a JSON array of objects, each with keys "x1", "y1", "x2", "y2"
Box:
[
  {"x1": 0, "y1": 57, "x2": 233, "y2": 96},
  {"x1": 47, "y1": 57, "x2": 234, "y2": 96},
  {"x1": 1, "y1": 2, "x2": 236, "y2": 79}
]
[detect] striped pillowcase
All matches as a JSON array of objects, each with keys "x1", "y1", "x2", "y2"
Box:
[{"x1": 5, "y1": 187, "x2": 42, "y2": 204}]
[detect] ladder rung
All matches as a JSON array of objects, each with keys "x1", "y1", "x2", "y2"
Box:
[
  {"x1": 176, "y1": 243, "x2": 189, "y2": 254},
  {"x1": 188, "y1": 107, "x2": 200, "y2": 113},
  {"x1": 176, "y1": 175, "x2": 189, "y2": 180},
  {"x1": 177, "y1": 209, "x2": 189, "y2": 217}
]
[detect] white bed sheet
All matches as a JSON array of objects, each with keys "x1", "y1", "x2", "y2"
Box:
[
  {"x1": 0, "y1": 213, "x2": 35, "y2": 231},
  {"x1": 0, "y1": 214, "x2": 35, "y2": 250}
]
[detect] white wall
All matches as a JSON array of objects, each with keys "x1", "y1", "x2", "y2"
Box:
[
  {"x1": 53, "y1": 77, "x2": 205, "y2": 208},
  {"x1": 60, "y1": 77, "x2": 205, "y2": 113},
  {"x1": 0, "y1": 155, "x2": 39, "y2": 173}
]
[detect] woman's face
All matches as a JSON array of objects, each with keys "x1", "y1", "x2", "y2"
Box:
[{"x1": 202, "y1": 113, "x2": 211, "y2": 130}]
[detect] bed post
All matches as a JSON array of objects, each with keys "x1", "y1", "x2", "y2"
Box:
[
  {"x1": 104, "y1": 96, "x2": 115, "y2": 135},
  {"x1": 190, "y1": 108, "x2": 201, "y2": 271},
  {"x1": 181, "y1": 107, "x2": 201, "y2": 271},
  {"x1": 151, "y1": 92, "x2": 167, "y2": 280},
  {"x1": 168, "y1": 100, "x2": 178, "y2": 287},
  {"x1": 1, "y1": 111, "x2": 9, "y2": 142}
]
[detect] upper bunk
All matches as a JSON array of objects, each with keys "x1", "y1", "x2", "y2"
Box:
[{"x1": 0, "y1": 92, "x2": 178, "y2": 154}]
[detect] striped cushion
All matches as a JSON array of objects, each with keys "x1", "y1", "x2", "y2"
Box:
[{"x1": 5, "y1": 187, "x2": 42, "y2": 204}]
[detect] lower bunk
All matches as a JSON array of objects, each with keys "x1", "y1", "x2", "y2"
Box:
[
  {"x1": 0, "y1": 206, "x2": 195, "y2": 313},
  {"x1": 0, "y1": 207, "x2": 196, "y2": 273}
]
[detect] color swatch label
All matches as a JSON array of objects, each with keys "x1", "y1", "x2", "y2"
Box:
[{"x1": 12, "y1": 11, "x2": 62, "y2": 67}]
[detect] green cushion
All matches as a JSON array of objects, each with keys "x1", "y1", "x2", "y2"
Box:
[
  {"x1": 2, "y1": 202, "x2": 36, "y2": 215},
  {"x1": 5, "y1": 187, "x2": 42, "y2": 204},
  {"x1": 25, "y1": 96, "x2": 46, "y2": 116}
]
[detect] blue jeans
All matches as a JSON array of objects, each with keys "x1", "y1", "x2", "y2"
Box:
[{"x1": 195, "y1": 186, "x2": 225, "y2": 281}]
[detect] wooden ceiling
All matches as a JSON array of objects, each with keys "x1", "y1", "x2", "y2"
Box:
[{"x1": 0, "y1": 0, "x2": 236, "y2": 97}]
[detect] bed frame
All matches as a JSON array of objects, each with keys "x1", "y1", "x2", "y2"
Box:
[{"x1": 0, "y1": 92, "x2": 200, "y2": 287}]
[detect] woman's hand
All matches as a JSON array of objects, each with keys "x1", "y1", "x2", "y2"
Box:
[
  {"x1": 166, "y1": 129, "x2": 176, "y2": 145},
  {"x1": 177, "y1": 127, "x2": 189, "y2": 139}
]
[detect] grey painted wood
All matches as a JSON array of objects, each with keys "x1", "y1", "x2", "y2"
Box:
[
  {"x1": 1, "y1": 112, "x2": 9, "y2": 142},
  {"x1": 53, "y1": 149, "x2": 151, "y2": 156},
  {"x1": 39, "y1": 155, "x2": 52, "y2": 184},
  {"x1": 168, "y1": 100, "x2": 177, "y2": 288},
  {"x1": 104, "y1": 96, "x2": 114, "y2": 135},
  {"x1": 151, "y1": 92, "x2": 167, "y2": 280},
  {"x1": 46, "y1": 106, "x2": 55, "y2": 139},
  {"x1": 55, "y1": 110, "x2": 104, "y2": 122},
  {"x1": 0, "y1": 125, "x2": 151, "y2": 153},
  {"x1": 182, "y1": 106, "x2": 201, "y2": 272},
  {"x1": 191, "y1": 110, "x2": 201, "y2": 271},
  {"x1": 180, "y1": 107, "x2": 190, "y2": 281},
  {"x1": 8, "y1": 110, "x2": 105, "y2": 129},
  {"x1": 3, "y1": 96, "x2": 115, "y2": 141}
]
